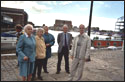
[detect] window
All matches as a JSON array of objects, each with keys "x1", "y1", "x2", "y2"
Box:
[
  {"x1": 3, "y1": 17, "x2": 13, "y2": 22},
  {"x1": 107, "y1": 42, "x2": 110, "y2": 46},
  {"x1": 97, "y1": 42, "x2": 101, "y2": 46},
  {"x1": 119, "y1": 42, "x2": 122, "y2": 46},
  {"x1": 113, "y1": 42, "x2": 117, "y2": 46}
]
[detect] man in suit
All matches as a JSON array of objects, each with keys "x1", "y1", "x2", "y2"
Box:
[{"x1": 56, "y1": 24, "x2": 72, "y2": 74}]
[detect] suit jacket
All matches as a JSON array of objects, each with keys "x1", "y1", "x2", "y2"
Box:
[
  {"x1": 16, "y1": 34, "x2": 36, "y2": 62},
  {"x1": 57, "y1": 32, "x2": 72, "y2": 53},
  {"x1": 70, "y1": 33, "x2": 91, "y2": 60}
]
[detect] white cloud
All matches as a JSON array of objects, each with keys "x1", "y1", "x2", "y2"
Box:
[
  {"x1": 75, "y1": 4, "x2": 80, "y2": 7},
  {"x1": 28, "y1": 12, "x2": 117, "y2": 31},
  {"x1": 60, "y1": 1, "x2": 72, "y2": 5},
  {"x1": 94, "y1": 1, "x2": 110, "y2": 8},
  {"x1": 40, "y1": 1, "x2": 57, "y2": 5},
  {"x1": 79, "y1": 8, "x2": 89, "y2": 11},
  {"x1": 28, "y1": 13, "x2": 55, "y2": 26},
  {"x1": 96, "y1": 1, "x2": 104, "y2": 5},
  {"x1": 53, "y1": 1, "x2": 57, "y2": 5},
  {"x1": 104, "y1": 4, "x2": 110, "y2": 8},
  {"x1": 75, "y1": 4, "x2": 89, "y2": 11},
  {"x1": 28, "y1": 12, "x2": 89, "y2": 27},
  {"x1": 91, "y1": 16, "x2": 117, "y2": 31},
  {"x1": 32, "y1": 4, "x2": 52, "y2": 11},
  {"x1": 1, "y1": 1, "x2": 117, "y2": 31},
  {"x1": 1, "y1": 1, "x2": 31, "y2": 9},
  {"x1": 1, "y1": 1, "x2": 52, "y2": 13}
]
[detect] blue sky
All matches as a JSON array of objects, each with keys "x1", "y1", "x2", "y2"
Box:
[
  {"x1": 93, "y1": 1, "x2": 124, "y2": 18},
  {"x1": 1, "y1": 1, "x2": 124, "y2": 31}
]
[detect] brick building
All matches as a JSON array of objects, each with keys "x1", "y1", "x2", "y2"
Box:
[
  {"x1": 1, "y1": 7, "x2": 28, "y2": 32},
  {"x1": 54, "y1": 19, "x2": 72, "y2": 31}
]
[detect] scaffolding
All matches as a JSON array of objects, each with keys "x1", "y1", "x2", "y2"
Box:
[{"x1": 115, "y1": 16, "x2": 124, "y2": 31}]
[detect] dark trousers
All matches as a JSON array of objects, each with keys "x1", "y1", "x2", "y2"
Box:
[
  {"x1": 57, "y1": 46, "x2": 69, "y2": 72},
  {"x1": 16, "y1": 52, "x2": 19, "y2": 66},
  {"x1": 32, "y1": 59, "x2": 44, "y2": 77},
  {"x1": 43, "y1": 57, "x2": 48, "y2": 72}
]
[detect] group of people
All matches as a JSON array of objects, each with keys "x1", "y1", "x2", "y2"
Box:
[{"x1": 15, "y1": 23, "x2": 91, "y2": 81}]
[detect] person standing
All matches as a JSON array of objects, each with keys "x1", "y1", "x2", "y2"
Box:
[
  {"x1": 43, "y1": 26, "x2": 55, "y2": 73},
  {"x1": 15, "y1": 24, "x2": 24, "y2": 42},
  {"x1": 32, "y1": 28, "x2": 46, "y2": 81},
  {"x1": 16, "y1": 24, "x2": 36, "y2": 81},
  {"x1": 15, "y1": 24, "x2": 23, "y2": 66},
  {"x1": 68, "y1": 24, "x2": 91, "y2": 81},
  {"x1": 56, "y1": 24, "x2": 72, "y2": 74}
]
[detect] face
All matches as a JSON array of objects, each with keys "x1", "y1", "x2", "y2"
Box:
[
  {"x1": 44, "y1": 27, "x2": 48, "y2": 33},
  {"x1": 63, "y1": 26, "x2": 68, "y2": 33},
  {"x1": 79, "y1": 25, "x2": 85, "y2": 34},
  {"x1": 37, "y1": 30, "x2": 43, "y2": 37},
  {"x1": 16, "y1": 28, "x2": 22, "y2": 32},
  {"x1": 26, "y1": 26, "x2": 33, "y2": 35}
]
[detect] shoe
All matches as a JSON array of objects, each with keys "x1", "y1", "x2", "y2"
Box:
[
  {"x1": 66, "y1": 71, "x2": 70, "y2": 74},
  {"x1": 44, "y1": 71, "x2": 49, "y2": 73},
  {"x1": 67, "y1": 76, "x2": 73, "y2": 81},
  {"x1": 31, "y1": 77, "x2": 35, "y2": 81},
  {"x1": 56, "y1": 71, "x2": 60, "y2": 74},
  {"x1": 38, "y1": 76, "x2": 43, "y2": 80},
  {"x1": 67, "y1": 78, "x2": 72, "y2": 81}
]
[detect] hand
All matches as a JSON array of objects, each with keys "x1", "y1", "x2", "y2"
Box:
[
  {"x1": 46, "y1": 44, "x2": 50, "y2": 47},
  {"x1": 24, "y1": 56, "x2": 28, "y2": 61},
  {"x1": 70, "y1": 56, "x2": 73, "y2": 60},
  {"x1": 70, "y1": 45, "x2": 72, "y2": 50}
]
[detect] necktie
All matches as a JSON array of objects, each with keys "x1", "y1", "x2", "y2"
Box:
[{"x1": 65, "y1": 33, "x2": 67, "y2": 46}]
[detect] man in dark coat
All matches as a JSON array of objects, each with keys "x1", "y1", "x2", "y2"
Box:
[
  {"x1": 56, "y1": 24, "x2": 72, "y2": 74},
  {"x1": 43, "y1": 26, "x2": 55, "y2": 73}
]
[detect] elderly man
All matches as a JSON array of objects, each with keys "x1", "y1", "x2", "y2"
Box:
[
  {"x1": 68, "y1": 24, "x2": 91, "y2": 81},
  {"x1": 56, "y1": 24, "x2": 72, "y2": 74},
  {"x1": 43, "y1": 26, "x2": 55, "y2": 73}
]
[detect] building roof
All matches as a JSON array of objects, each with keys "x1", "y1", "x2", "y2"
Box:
[
  {"x1": 1, "y1": 7, "x2": 25, "y2": 13},
  {"x1": 1, "y1": 7, "x2": 28, "y2": 25}
]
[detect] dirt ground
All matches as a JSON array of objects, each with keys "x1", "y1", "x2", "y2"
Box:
[{"x1": 1, "y1": 49, "x2": 124, "y2": 81}]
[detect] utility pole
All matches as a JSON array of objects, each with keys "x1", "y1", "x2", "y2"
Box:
[
  {"x1": 87, "y1": 1, "x2": 93, "y2": 61},
  {"x1": 88, "y1": 1, "x2": 93, "y2": 36}
]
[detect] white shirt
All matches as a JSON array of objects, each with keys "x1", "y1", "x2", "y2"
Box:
[{"x1": 24, "y1": 33, "x2": 33, "y2": 38}]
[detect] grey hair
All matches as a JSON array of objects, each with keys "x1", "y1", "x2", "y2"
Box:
[
  {"x1": 63, "y1": 24, "x2": 68, "y2": 28},
  {"x1": 43, "y1": 26, "x2": 48, "y2": 29},
  {"x1": 23, "y1": 24, "x2": 33, "y2": 33},
  {"x1": 36, "y1": 28, "x2": 44, "y2": 35}
]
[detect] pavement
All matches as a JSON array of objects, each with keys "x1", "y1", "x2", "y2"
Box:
[{"x1": 1, "y1": 49, "x2": 124, "y2": 81}]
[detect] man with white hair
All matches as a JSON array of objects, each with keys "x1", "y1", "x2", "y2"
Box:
[
  {"x1": 68, "y1": 24, "x2": 91, "y2": 81},
  {"x1": 56, "y1": 24, "x2": 72, "y2": 74}
]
